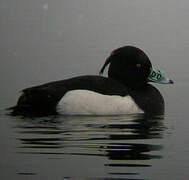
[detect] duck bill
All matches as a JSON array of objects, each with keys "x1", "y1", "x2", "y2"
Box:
[{"x1": 148, "y1": 67, "x2": 174, "y2": 84}]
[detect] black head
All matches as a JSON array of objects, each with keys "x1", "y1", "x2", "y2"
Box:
[{"x1": 100, "y1": 46, "x2": 152, "y2": 89}]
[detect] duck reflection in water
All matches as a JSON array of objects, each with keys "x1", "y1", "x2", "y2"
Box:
[
  {"x1": 103, "y1": 115, "x2": 164, "y2": 162},
  {"x1": 15, "y1": 114, "x2": 164, "y2": 179}
]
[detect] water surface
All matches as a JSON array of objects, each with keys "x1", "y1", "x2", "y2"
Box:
[{"x1": 1, "y1": 113, "x2": 166, "y2": 179}]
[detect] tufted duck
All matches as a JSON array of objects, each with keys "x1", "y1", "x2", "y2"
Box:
[{"x1": 9, "y1": 46, "x2": 173, "y2": 116}]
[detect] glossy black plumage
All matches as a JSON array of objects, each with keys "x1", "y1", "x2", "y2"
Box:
[
  {"x1": 11, "y1": 76, "x2": 128, "y2": 116},
  {"x1": 10, "y1": 46, "x2": 172, "y2": 116}
]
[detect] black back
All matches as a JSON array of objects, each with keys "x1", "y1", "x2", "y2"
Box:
[{"x1": 11, "y1": 76, "x2": 128, "y2": 116}]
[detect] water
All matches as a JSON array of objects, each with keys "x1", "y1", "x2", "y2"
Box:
[
  {"x1": 1, "y1": 0, "x2": 189, "y2": 179},
  {"x1": 1, "y1": 112, "x2": 189, "y2": 180},
  {"x1": 0, "y1": 114, "x2": 167, "y2": 179}
]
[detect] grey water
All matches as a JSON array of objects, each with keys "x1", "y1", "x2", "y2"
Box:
[{"x1": 1, "y1": 0, "x2": 189, "y2": 179}]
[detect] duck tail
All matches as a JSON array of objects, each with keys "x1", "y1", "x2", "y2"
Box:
[{"x1": 7, "y1": 92, "x2": 34, "y2": 116}]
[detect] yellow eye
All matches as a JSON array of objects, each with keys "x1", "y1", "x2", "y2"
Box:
[{"x1": 136, "y1": 64, "x2": 141, "y2": 68}]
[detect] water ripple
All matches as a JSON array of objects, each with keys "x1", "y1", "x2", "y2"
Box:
[{"x1": 13, "y1": 114, "x2": 164, "y2": 179}]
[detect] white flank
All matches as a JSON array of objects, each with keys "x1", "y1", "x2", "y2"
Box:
[{"x1": 57, "y1": 90, "x2": 144, "y2": 115}]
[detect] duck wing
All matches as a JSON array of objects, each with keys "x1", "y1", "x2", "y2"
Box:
[{"x1": 10, "y1": 75, "x2": 128, "y2": 116}]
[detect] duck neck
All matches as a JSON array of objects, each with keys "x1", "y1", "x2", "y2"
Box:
[{"x1": 118, "y1": 79, "x2": 148, "y2": 90}]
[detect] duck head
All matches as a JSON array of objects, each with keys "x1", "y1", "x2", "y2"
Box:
[{"x1": 100, "y1": 46, "x2": 173, "y2": 89}]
